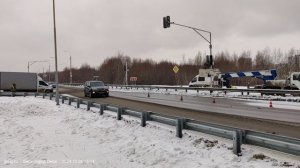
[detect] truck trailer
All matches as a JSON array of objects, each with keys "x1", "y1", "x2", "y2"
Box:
[{"x1": 0, "y1": 72, "x2": 53, "y2": 92}]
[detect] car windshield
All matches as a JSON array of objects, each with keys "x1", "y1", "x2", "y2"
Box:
[
  {"x1": 90, "y1": 81, "x2": 104, "y2": 87},
  {"x1": 39, "y1": 81, "x2": 49, "y2": 86},
  {"x1": 293, "y1": 74, "x2": 300, "y2": 81}
]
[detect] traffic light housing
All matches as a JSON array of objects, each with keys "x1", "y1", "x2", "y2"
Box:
[
  {"x1": 209, "y1": 55, "x2": 213, "y2": 66},
  {"x1": 163, "y1": 16, "x2": 170, "y2": 28}
]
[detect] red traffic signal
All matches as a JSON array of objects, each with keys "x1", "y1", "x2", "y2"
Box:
[{"x1": 163, "y1": 16, "x2": 170, "y2": 28}]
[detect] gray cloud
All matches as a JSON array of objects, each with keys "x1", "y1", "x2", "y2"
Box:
[{"x1": 0, "y1": 0, "x2": 299, "y2": 72}]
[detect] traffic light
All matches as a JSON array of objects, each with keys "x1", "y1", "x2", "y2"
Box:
[
  {"x1": 163, "y1": 16, "x2": 170, "y2": 28},
  {"x1": 206, "y1": 55, "x2": 213, "y2": 66},
  {"x1": 209, "y1": 55, "x2": 213, "y2": 66}
]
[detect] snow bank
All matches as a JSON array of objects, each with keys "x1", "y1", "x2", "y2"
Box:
[{"x1": 0, "y1": 97, "x2": 299, "y2": 168}]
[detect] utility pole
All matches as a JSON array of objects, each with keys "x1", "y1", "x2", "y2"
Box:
[
  {"x1": 70, "y1": 55, "x2": 72, "y2": 84},
  {"x1": 48, "y1": 64, "x2": 51, "y2": 82},
  {"x1": 52, "y1": 0, "x2": 59, "y2": 105},
  {"x1": 125, "y1": 61, "x2": 128, "y2": 85},
  {"x1": 296, "y1": 50, "x2": 300, "y2": 71}
]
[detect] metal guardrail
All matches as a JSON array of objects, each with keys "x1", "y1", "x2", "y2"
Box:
[
  {"x1": 108, "y1": 84, "x2": 300, "y2": 96},
  {"x1": 1, "y1": 91, "x2": 299, "y2": 156},
  {"x1": 61, "y1": 83, "x2": 300, "y2": 96}
]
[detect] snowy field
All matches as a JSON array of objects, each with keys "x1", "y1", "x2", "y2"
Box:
[{"x1": 1, "y1": 97, "x2": 299, "y2": 168}]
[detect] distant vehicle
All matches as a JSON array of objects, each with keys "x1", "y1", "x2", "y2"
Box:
[
  {"x1": 0, "y1": 72, "x2": 53, "y2": 93},
  {"x1": 257, "y1": 72, "x2": 300, "y2": 90},
  {"x1": 189, "y1": 68, "x2": 221, "y2": 87},
  {"x1": 84, "y1": 81, "x2": 109, "y2": 98},
  {"x1": 49, "y1": 83, "x2": 57, "y2": 89}
]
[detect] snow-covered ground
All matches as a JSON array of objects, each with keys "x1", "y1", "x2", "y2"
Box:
[
  {"x1": 0, "y1": 97, "x2": 299, "y2": 168},
  {"x1": 110, "y1": 86, "x2": 300, "y2": 100},
  {"x1": 109, "y1": 87, "x2": 300, "y2": 109},
  {"x1": 245, "y1": 99, "x2": 300, "y2": 110}
]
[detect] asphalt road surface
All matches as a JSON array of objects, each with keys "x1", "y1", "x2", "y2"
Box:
[
  {"x1": 60, "y1": 87, "x2": 300, "y2": 139},
  {"x1": 109, "y1": 91, "x2": 300, "y2": 123}
]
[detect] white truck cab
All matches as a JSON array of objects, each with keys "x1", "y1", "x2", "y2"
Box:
[
  {"x1": 286, "y1": 72, "x2": 300, "y2": 90},
  {"x1": 37, "y1": 76, "x2": 53, "y2": 93},
  {"x1": 189, "y1": 68, "x2": 220, "y2": 87}
]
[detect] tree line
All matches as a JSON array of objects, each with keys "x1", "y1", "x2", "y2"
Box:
[{"x1": 44, "y1": 48, "x2": 300, "y2": 86}]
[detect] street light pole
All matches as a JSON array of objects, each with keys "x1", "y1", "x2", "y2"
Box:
[
  {"x1": 70, "y1": 56, "x2": 72, "y2": 83},
  {"x1": 48, "y1": 63, "x2": 51, "y2": 82},
  {"x1": 125, "y1": 61, "x2": 128, "y2": 85},
  {"x1": 52, "y1": 0, "x2": 59, "y2": 105},
  {"x1": 64, "y1": 50, "x2": 73, "y2": 84},
  {"x1": 27, "y1": 61, "x2": 48, "y2": 72}
]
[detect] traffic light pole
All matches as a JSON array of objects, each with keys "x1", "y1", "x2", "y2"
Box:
[{"x1": 171, "y1": 22, "x2": 212, "y2": 67}]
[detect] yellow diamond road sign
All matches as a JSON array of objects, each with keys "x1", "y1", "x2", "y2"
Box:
[{"x1": 173, "y1": 65, "x2": 179, "y2": 73}]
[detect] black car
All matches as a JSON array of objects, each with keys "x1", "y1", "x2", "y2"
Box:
[{"x1": 84, "y1": 81, "x2": 109, "y2": 98}]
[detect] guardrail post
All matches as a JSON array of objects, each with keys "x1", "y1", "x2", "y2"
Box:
[
  {"x1": 62, "y1": 96, "x2": 65, "y2": 104},
  {"x1": 117, "y1": 107, "x2": 123, "y2": 120},
  {"x1": 233, "y1": 130, "x2": 242, "y2": 156},
  {"x1": 241, "y1": 92, "x2": 244, "y2": 96},
  {"x1": 146, "y1": 111, "x2": 152, "y2": 121},
  {"x1": 176, "y1": 118, "x2": 183, "y2": 138},
  {"x1": 68, "y1": 97, "x2": 72, "y2": 105},
  {"x1": 76, "y1": 99, "x2": 81, "y2": 108},
  {"x1": 49, "y1": 93, "x2": 52, "y2": 100},
  {"x1": 43, "y1": 92, "x2": 45, "y2": 99},
  {"x1": 23, "y1": 92, "x2": 26, "y2": 97},
  {"x1": 87, "y1": 101, "x2": 91, "y2": 111},
  {"x1": 241, "y1": 130, "x2": 246, "y2": 144},
  {"x1": 34, "y1": 92, "x2": 38, "y2": 97},
  {"x1": 100, "y1": 104, "x2": 106, "y2": 115},
  {"x1": 141, "y1": 111, "x2": 149, "y2": 127}
]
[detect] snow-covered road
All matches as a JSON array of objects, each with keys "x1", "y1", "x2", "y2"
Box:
[{"x1": 0, "y1": 97, "x2": 299, "y2": 168}]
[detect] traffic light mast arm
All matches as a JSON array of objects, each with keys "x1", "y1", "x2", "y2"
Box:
[
  {"x1": 171, "y1": 22, "x2": 213, "y2": 68},
  {"x1": 171, "y1": 22, "x2": 211, "y2": 48}
]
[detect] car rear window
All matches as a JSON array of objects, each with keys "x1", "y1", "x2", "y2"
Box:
[{"x1": 90, "y1": 81, "x2": 104, "y2": 87}]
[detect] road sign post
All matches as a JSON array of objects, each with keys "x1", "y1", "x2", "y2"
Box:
[{"x1": 173, "y1": 65, "x2": 179, "y2": 85}]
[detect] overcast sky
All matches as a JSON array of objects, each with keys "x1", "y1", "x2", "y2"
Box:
[{"x1": 0, "y1": 0, "x2": 299, "y2": 73}]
